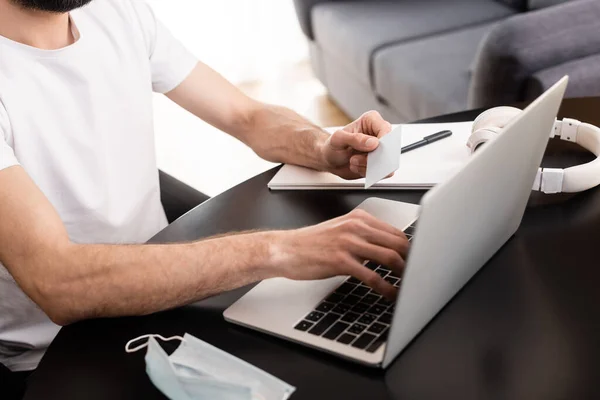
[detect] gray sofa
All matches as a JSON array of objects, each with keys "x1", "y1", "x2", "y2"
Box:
[{"x1": 293, "y1": 0, "x2": 600, "y2": 122}]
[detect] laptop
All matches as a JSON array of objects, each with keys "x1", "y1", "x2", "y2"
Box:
[{"x1": 224, "y1": 77, "x2": 569, "y2": 368}]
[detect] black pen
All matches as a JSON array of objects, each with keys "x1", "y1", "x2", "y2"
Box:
[{"x1": 401, "y1": 130, "x2": 453, "y2": 154}]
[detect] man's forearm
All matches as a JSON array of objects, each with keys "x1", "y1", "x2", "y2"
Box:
[
  {"x1": 239, "y1": 103, "x2": 331, "y2": 171},
  {"x1": 31, "y1": 231, "x2": 277, "y2": 325},
  {"x1": 164, "y1": 63, "x2": 332, "y2": 171}
]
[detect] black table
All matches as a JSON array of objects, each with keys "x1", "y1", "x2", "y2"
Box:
[{"x1": 24, "y1": 98, "x2": 600, "y2": 400}]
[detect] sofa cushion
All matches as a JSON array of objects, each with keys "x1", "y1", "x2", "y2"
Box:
[
  {"x1": 373, "y1": 23, "x2": 499, "y2": 121},
  {"x1": 312, "y1": 0, "x2": 516, "y2": 86}
]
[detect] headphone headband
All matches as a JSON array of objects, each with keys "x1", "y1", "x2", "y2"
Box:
[
  {"x1": 533, "y1": 119, "x2": 600, "y2": 194},
  {"x1": 469, "y1": 109, "x2": 600, "y2": 194}
]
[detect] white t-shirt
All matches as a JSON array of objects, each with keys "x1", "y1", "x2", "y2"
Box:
[{"x1": 0, "y1": 0, "x2": 197, "y2": 371}]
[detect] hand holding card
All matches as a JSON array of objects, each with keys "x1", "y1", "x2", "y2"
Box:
[{"x1": 365, "y1": 127, "x2": 403, "y2": 189}]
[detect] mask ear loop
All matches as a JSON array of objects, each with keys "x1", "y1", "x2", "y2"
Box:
[{"x1": 125, "y1": 334, "x2": 185, "y2": 353}]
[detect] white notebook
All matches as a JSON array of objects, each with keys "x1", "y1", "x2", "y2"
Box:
[{"x1": 268, "y1": 122, "x2": 473, "y2": 190}]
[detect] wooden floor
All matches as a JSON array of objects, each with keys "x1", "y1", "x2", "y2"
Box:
[{"x1": 238, "y1": 60, "x2": 352, "y2": 128}]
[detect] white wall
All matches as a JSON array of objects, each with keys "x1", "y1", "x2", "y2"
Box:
[{"x1": 147, "y1": 0, "x2": 308, "y2": 197}]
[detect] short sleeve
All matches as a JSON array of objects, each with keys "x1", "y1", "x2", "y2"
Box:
[
  {"x1": 0, "y1": 104, "x2": 18, "y2": 171},
  {"x1": 129, "y1": 0, "x2": 198, "y2": 93}
]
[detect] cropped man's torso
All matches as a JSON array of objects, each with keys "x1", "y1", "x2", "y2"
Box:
[{"x1": 0, "y1": 0, "x2": 197, "y2": 371}]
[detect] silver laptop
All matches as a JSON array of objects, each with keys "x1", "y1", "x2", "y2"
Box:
[{"x1": 224, "y1": 77, "x2": 568, "y2": 368}]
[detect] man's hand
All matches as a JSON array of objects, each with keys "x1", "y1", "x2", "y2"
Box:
[
  {"x1": 321, "y1": 111, "x2": 393, "y2": 179},
  {"x1": 166, "y1": 64, "x2": 394, "y2": 178},
  {"x1": 1, "y1": 164, "x2": 407, "y2": 325},
  {"x1": 269, "y1": 209, "x2": 408, "y2": 299}
]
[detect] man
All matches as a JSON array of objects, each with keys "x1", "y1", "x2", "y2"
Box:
[{"x1": 0, "y1": 0, "x2": 409, "y2": 395}]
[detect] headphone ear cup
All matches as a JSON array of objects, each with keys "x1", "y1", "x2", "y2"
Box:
[
  {"x1": 472, "y1": 106, "x2": 522, "y2": 133},
  {"x1": 467, "y1": 126, "x2": 503, "y2": 153}
]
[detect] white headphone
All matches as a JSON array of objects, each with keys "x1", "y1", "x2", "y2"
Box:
[{"x1": 467, "y1": 106, "x2": 600, "y2": 194}]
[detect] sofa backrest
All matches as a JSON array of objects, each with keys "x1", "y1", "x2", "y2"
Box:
[
  {"x1": 495, "y1": 0, "x2": 528, "y2": 10},
  {"x1": 528, "y1": 0, "x2": 574, "y2": 10},
  {"x1": 492, "y1": 0, "x2": 574, "y2": 11}
]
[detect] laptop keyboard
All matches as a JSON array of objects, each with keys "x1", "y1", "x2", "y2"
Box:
[{"x1": 294, "y1": 222, "x2": 416, "y2": 353}]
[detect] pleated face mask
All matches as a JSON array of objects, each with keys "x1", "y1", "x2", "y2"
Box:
[{"x1": 125, "y1": 333, "x2": 296, "y2": 400}]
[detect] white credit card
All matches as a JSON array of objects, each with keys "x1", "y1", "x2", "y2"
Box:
[{"x1": 365, "y1": 127, "x2": 403, "y2": 189}]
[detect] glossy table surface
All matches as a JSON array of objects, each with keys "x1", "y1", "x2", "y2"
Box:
[{"x1": 24, "y1": 98, "x2": 600, "y2": 400}]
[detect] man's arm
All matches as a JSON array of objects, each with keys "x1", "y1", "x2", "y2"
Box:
[
  {"x1": 0, "y1": 166, "x2": 275, "y2": 325},
  {"x1": 166, "y1": 62, "x2": 391, "y2": 179},
  {"x1": 0, "y1": 166, "x2": 407, "y2": 326}
]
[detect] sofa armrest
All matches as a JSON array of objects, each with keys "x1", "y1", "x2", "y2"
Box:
[
  {"x1": 293, "y1": 0, "x2": 334, "y2": 40},
  {"x1": 293, "y1": 0, "x2": 370, "y2": 40},
  {"x1": 524, "y1": 54, "x2": 600, "y2": 99},
  {"x1": 469, "y1": 0, "x2": 600, "y2": 108}
]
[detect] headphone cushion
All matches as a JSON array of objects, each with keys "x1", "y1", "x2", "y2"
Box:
[
  {"x1": 472, "y1": 106, "x2": 521, "y2": 133},
  {"x1": 467, "y1": 127, "x2": 503, "y2": 153}
]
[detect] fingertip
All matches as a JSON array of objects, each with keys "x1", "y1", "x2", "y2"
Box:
[
  {"x1": 365, "y1": 137, "x2": 379, "y2": 150},
  {"x1": 382, "y1": 284, "x2": 398, "y2": 301}
]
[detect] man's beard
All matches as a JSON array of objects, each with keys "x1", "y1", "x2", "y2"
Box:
[{"x1": 10, "y1": 0, "x2": 93, "y2": 13}]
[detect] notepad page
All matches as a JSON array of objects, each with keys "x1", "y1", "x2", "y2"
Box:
[{"x1": 268, "y1": 122, "x2": 473, "y2": 190}]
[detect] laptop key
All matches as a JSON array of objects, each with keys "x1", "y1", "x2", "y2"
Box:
[
  {"x1": 347, "y1": 277, "x2": 361, "y2": 284},
  {"x1": 365, "y1": 261, "x2": 379, "y2": 270},
  {"x1": 375, "y1": 268, "x2": 389, "y2": 278},
  {"x1": 348, "y1": 323, "x2": 368, "y2": 335},
  {"x1": 305, "y1": 311, "x2": 325, "y2": 322},
  {"x1": 308, "y1": 313, "x2": 340, "y2": 336},
  {"x1": 332, "y1": 304, "x2": 350, "y2": 315},
  {"x1": 377, "y1": 298, "x2": 393, "y2": 307},
  {"x1": 358, "y1": 314, "x2": 377, "y2": 325},
  {"x1": 380, "y1": 327, "x2": 390, "y2": 339},
  {"x1": 367, "y1": 322, "x2": 388, "y2": 334},
  {"x1": 378, "y1": 312, "x2": 394, "y2": 325},
  {"x1": 325, "y1": 292, "x2": 345, "y2": 304},
  {"x1": 341, "y1": 312, "x2": 360, "y2": 323},
  {"x1": 368, "y1": 304, "x2": 387, "y2": 315},
  {"x1": 351, "y1": 286, "x2": 370, "y2": 297},
  {"x1": 316, "y1": 302, "x2": 335, "y2": 313},
  {"x1": 294, "y1": 321, "x2": 314, "y2": 332},
  {"x1": 384, "y1": 277, "x2": 399, "y2": 285},
  {"x1": 367, "y1": 328, "x2": 390, "y2": 353},
  {"x1": 366, "y1": 339, "x2": 385, "y2": 353},
  {"x1": 335, "y1": 283, "x2": 357, "y2": 295},
  {"x1": 323, "y1": 321, "x2": 350, "y2": 340},
  {"x1": 351, "y1": 302, "x2": 370, "y2": 314},
  {"x1": 341, "y1": 294, "x2": 361, "y2": 305},
  {"x1": 337, "y1": 333, "x2": 357, "y2": 345},
  {"x1": 362, "y1": 294, "x2": 380, "y2": 305},
  {"x1": 352, "y1": 333, "x2": 377, "y2": 350}
]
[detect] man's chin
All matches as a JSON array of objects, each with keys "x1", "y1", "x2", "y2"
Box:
[{"x1": 10, "y1": 0, "x2": 93, "y2": 13}]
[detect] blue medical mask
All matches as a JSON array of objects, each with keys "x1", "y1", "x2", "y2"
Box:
[{"x1": 125, "y1": 333, "x2": 296, "y2": 400}]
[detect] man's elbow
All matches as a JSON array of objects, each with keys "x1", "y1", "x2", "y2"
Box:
[
  {"x1": 32, "y1": 280, "x2": 82, "y2": 326},
  {"x1": 20, "y1": 251, "x2": 86, "y2": 326},
  {"x1": 43, "y1": 304, "x2": 77, "y2": 327}
]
